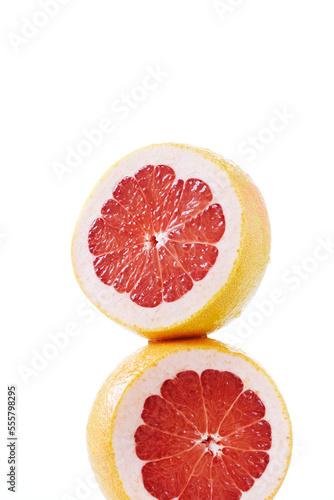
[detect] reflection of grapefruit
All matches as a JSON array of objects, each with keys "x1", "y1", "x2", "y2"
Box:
[
  {"x1": 87, "y1": 338, "x2": 292, "y2": 500},
  {"x1": 72, "y1": 143, "x2": 271, "y2": 339}
]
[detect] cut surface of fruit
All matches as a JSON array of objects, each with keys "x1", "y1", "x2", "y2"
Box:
[
  {"x1": 72, "y1": 143, "x2": 271, "y2": 339},
  {"x1": 136, "y1": 369, "x2": 271, "y2": 499},
  {"x1": 88, "y1": 165, "x2": 226, "y2": 308},
  {"x1": 87, "y1": 338, "x2": 292, "y2": 500}
]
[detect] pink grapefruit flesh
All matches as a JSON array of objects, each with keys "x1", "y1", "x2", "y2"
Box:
[
  {"x1": 88, "y1": 165, "x2": 225, "y2": 308},
  {"x1": 135, "y1": 369, "x2": 271, "y2": 500}
]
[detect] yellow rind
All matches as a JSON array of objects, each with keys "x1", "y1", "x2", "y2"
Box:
[
  {"x1": 87, "y1": 337, "x2": 292, "y2": 500},
  {"x1": 72, "y1": 143, "x2": 271, "y2": 340}
]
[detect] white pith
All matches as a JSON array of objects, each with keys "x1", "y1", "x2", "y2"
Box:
[
  {"x1": 72, "y1": 144, "x2": 242, "y2": 330},
  {"x1": 112, "y1": 349, "x2": 291, "y2": 500},
  {"x1": 155, "y1": 232, "x2": 168, "y2": 248},
  {"x1": 207, "y1": 438, "x2": 221, "y2": 456}
]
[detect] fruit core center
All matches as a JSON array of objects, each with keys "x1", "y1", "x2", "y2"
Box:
[
  {"x1": 201, "y1": 434, "x2": 222, "y2": 456},
  {"x1": 146, "y1": 232, "x2": 168, "y2": 248}
]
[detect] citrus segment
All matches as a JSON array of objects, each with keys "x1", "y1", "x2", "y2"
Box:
[
  {"x1": 141, "y1": 395, "x2": 201, "y2": 439},
  {"x1": 179, "y1": 451, "x2": 213, "y2": 499},
  {"x1": 211, "y1": 456, "x2": 242, "y2": 500},
  {"x1": 142, "y1": 445, "x2": 205, "y2": 500},
  {"x1": 201, "y1": 370, "x2": 244, "y2": 434},
  {"x1": 72, "y1": 143, "x2": 271, "y2": 339},
  {"x1": 86, "y1": 338, "x2": 292, "y2": 500},
  {"x1": 160, "y1": 370, "x2": 207, "y2": 434},
  {"x1": 135, "y1": 425, "x2": 196, "y2": 461},
  {"x1": 222, "y1": 449, "x2": 269, "y2": 479},
  {"x1": 218, "y1": 389, "x2": 266, "y2": 436}
]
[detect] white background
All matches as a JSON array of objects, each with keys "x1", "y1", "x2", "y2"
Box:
[{"x1": 1, "y1": 1, "x2": 333, "y2": 499}]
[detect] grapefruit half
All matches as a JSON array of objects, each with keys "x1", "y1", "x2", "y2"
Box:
[
  {"x1": 87, "y1": 337, "x2": 292, "y2": 500},
  {"x1": 72, "y1": 143, "x2": 271, "y2": 339}
]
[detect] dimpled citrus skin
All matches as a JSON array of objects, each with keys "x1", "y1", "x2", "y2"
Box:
[
  {"x1": 86, "y1": 337, "x2": 292, "y2": 500},
  {"x1": 72, "y1": 143, "x2": 271, "y2": 340}
]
